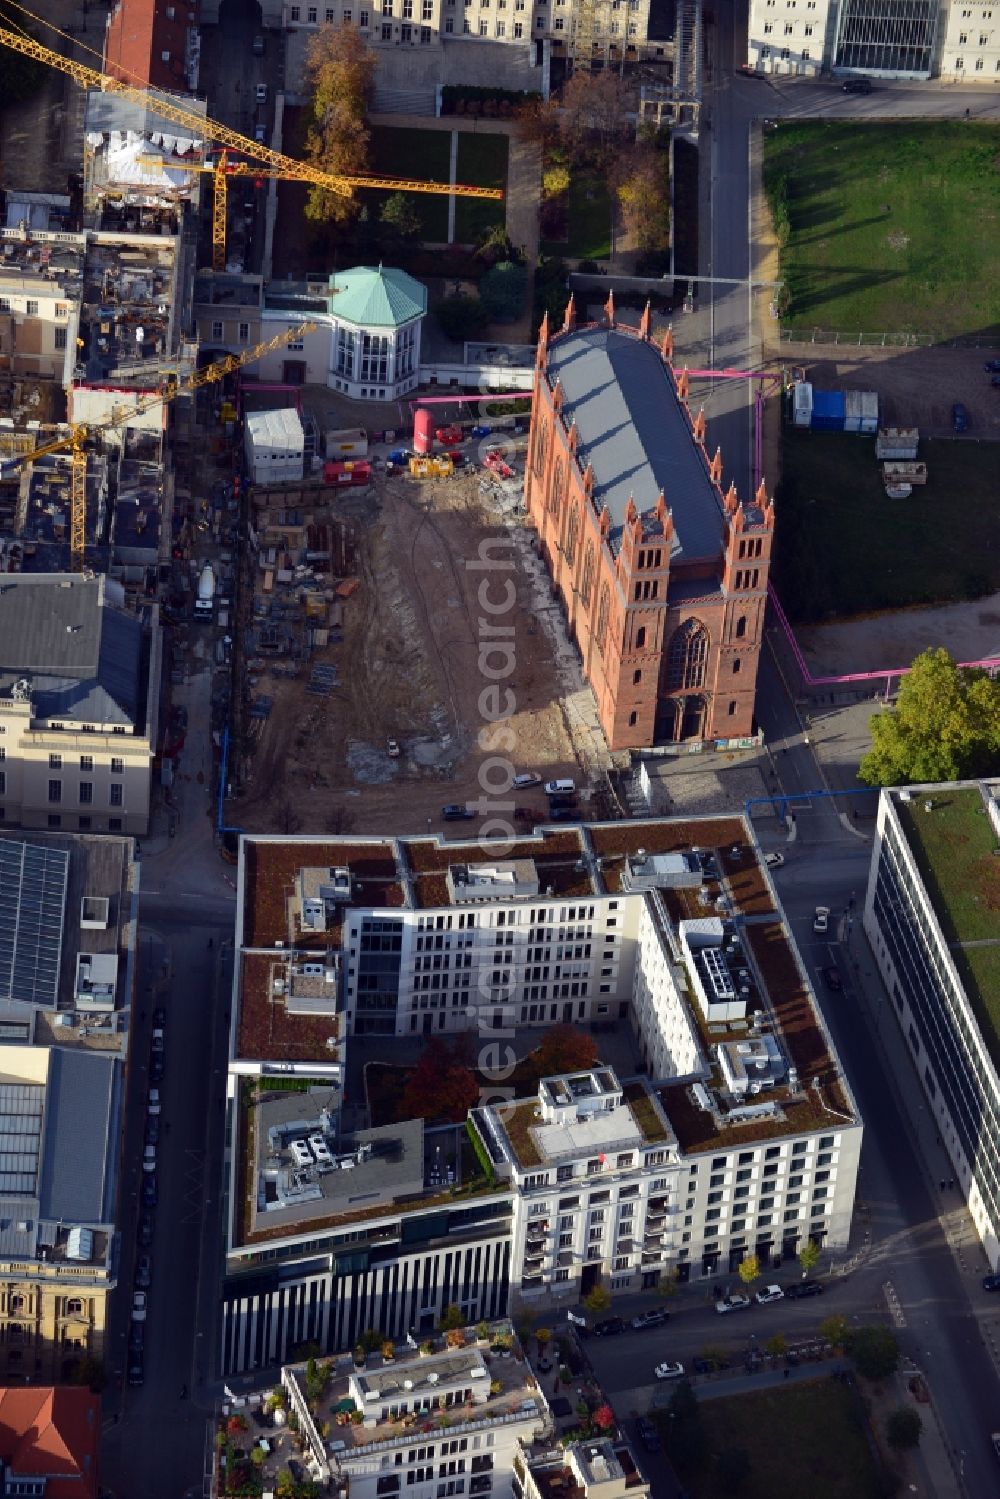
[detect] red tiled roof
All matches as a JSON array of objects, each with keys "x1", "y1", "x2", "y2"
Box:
[
  {"x1": 0, "y1": 1386, "x2": 99, "y2": 1498},
  {"x1": 104, "y1": 0, "x2": 199, "y2": 92}
]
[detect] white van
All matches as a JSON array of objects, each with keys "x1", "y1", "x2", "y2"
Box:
[{"x1": 544, "y1": 778, "x2": 576, "y2": 797}]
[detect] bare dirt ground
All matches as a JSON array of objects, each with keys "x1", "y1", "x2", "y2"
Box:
[
  {"x1": 778, "y1": 341, "x2": 1000, "y2": 440},
  {"x1": 795, "y1": 590, "x2": 1000, "y2": 676},
  {"x1": 237, "y1": 468, "x2": 592, "y2": 837}
]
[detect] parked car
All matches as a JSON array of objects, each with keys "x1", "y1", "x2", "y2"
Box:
[
  {"x1": 255, "y1": 82, "x2": 268, "y2": 103},
  {"x1": 545, "y1": 778, "x2": 576, "y2": 797},
  {"x1": 142, "y1": 1173, "x2": 158, "y2": 1209},
  {"x1": 145, "y1": 1114, "x2": 160, "y2": 1146},
  {"x1": 787, "y1": 1279, "x2": 824, "y2": 1299},
  {"x1": 983, "y1": 1274, "x2": 1000, "y2": 1292},
  {"x1": 953, "y1": 402, "x2": 969, "y2": 432},
  {"x1": 254, "y1": 124, "x2": 267, "y2": 143},
  {"x1": 128, "y1": 1320, "x2": 145, "y2": 1353},
  {"x1": 548, "y1": 795, "x2": 577, "y2": 812},
  {"x1": 512, "y1": 772, "x2": 542, "y2": 788},
  {"x1": 151, "y1": 1027, "x2": 165, "y2": 1052},
  {"x1": 150, "y1": 1052, "x2": 164, "y2": 1084},
  {"x1": 470, "y1": 424, "x2": 492, "y2": 438},
  {"x1": 715, "y1": 1294, "x2": 752, "y2": 1314},
  {"x1": 131, "y1": 1291, "x2": 148, "y2": 1322},
  {"x1": 842, "y1": 77, "x2": 872, "y2": 93},
  {"x1": 252, "y1": 34, "x2": 265, "y2": 53},
  {"x1": 386, "y1": 738, "x2": 400, "y2": 758},
  {"x1": 813, "y1": 905, "x2": 830, "y2": 934},
  {"x1": 547, "y1": 807, "x2": 579, "y2": 821},
  {"x1": 739, "y1": 62, "x2": 768, "y2": 79},
  {"x1": 147, "y1": 1087, "x2": 162, "y2": 1116},
  {"x1": 764, "y1": 851, "x2": 785, "y2": 869},
  {"x1": 152, "y1": 1006, "x2": 166, "y2": 1028},
  {"x1": 631, "y1": 1308, "x2": 670, "y2": 1331},
  {"x1": 635, "y1": 1417, "x2": 660, "y2": 1453},
  {"x1": 442, "y1": 804, "x2": 475, "y2": 821},
  {"x1": 693, "y1": 1353, "x2": 731, "y2": 1373},
  {"x1": 135, "y1": 1254, "x2": 153, "y2": 1290},
  {"x1": 137, "y1": 1211, "x2": 154, "y2": 1247},
  {"x1": 142, "y1": 1144, "x2": 156, "y2": 1174},
  {"x1": 992, "y1": 1432, "x2": 1000, "y2": 1464},
  {"x1": 755, "y1": 1284, "x2": 785, "y2": 1305},
  {"x1": 985, "y1": 360, "x2": 1000, "y2": 374},
  {"x1": 592, "y1": 1317, "x2": 625, "y2": 1337},
  {"x1": 127, "y1": 1352, "x2": 144, "y2": 1387},
  {"x1": 823, "y1": 965, "x2": 843, "y2": 992},
  {"x1": 655, "y1": 1361, "x2": 686, "y2": 1381},
  {"x1": 991, "y1": 375, "x2": 1000, "y2": 389}
]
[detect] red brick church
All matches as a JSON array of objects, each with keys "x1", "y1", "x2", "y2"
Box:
[{"x1": 524, "y1": 295, "x2": 774, "y2": 752}]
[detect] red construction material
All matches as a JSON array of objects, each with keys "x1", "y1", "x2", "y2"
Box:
[
  {"x1": 413, "y1": 407, "x2": 434, "y2": 455},
  {"x1": 324, "y1": 460, "x2": 371, "y2": 487}
]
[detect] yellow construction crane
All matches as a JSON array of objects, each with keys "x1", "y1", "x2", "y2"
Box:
[
  {"x1": 0, "y1": 322, "x2": 316, "y2": 572},
  {"x1": 0, "y1": 24, "x2": 502, "y2": 221}
]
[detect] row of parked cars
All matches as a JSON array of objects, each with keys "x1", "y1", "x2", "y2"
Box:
[
  {"x1": 716, "y1": 1279, "x2": 823, "y2": 1313},
  {"x1": 128, "y1": 1008, "x2": 167, "y2": 1387},
  {"x1": 443, "y1": 776, "x2": 578, "y2": 823}
]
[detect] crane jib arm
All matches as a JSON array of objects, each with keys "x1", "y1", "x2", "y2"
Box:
[{"x1": 0, "y1": 26, "x2": 502, "y2": 201}]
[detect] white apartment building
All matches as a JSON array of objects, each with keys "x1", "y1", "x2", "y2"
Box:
[
  {"x1": 746, "y1": 0, "x2": 1000, "y2": 80},
  {"x1": 865, "y1": 782, "x2": 1000, "y2": 1269},
  {"x1": 221, "y1": 821, "x2": 860, "y2": 1374},
  {"x1": 0, "y1": 574, "x2": 161, "y2": 836},
  {"x1": 278, "y1": 1336, "x2": 552, "y2": 1494}
]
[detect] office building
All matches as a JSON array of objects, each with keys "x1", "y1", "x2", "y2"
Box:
[
  {"x1": 525, "y1": 302, "x2": 772, "y2": 752},
  {"x1": 220, "y1": 819, "x2": 860, "y2": 1374},
  {"x1": 0, "y1": 575, "x2": 161, "y2": 836},
  {"x1": 865, "y1": 781, "x2": 1000, "y2": 1268},
  {"x1": 746, "y1": 0, "x2": 1000, "y2": 81}
]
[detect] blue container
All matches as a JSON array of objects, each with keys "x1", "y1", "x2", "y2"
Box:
[{"x1": 811, "y1": 390, "x2": 846, "y2": 432}]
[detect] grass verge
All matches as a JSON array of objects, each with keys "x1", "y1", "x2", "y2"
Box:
[
  {"x1": 541, "y1": 170, "x2": 612, "y2": 260},
  {"x1": 455, "y1": 131, "x2": 508, "y2": 242},
  {"x1": 763, "y1": 120, "x2": 1000, "y2": 337},
  {"x1": 370, "y1": 125, "x2": 451, "y2": 241}
]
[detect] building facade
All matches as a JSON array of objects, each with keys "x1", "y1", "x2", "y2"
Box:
[
  {"x1": 525, "y1": 302, "x2": 772, "y2": 752},
  {"x1": 864, "y1": 781, "x2": 1000, "y2": 1269},
  {"x1": 220, "y1": 822, "x2": 861, "y2": 1373},
  {"x1": 0, "y1": 575, "x2": 160, "y2": 837},
  {"x1": 746, "y1": 0, "x2": 1000, "y2": 80},
  {"x1": 104, "y1": 0, "x2": 202, "y2": 93}
]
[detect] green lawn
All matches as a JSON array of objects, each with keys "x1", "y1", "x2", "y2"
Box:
[
  {"x1": 541, "y1": 170, "x2": 612, "y2": 260},
  {"x1": 773, "y1": 428, "x2": 1000, "y2": 622},
  {"x1": 370, "y1": 125, "x2": 451, "y2": 242},
  {"x1": 657, "y1": 1378, "x2": 884, "y2": 1499},
  {"x1": 764, "y1": 121, "x2": 1000, "y2": 337},
  {"x1": 455, "y1": 131, "x2": 508, "y2": 243}
]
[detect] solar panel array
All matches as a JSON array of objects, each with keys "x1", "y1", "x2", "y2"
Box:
[
  {"x1": 0, "y1": 840, "x2": 69, "y2": 1007},
  {"x1": 0, "y1": 1083, "x2": 43, "y2": 1195}
]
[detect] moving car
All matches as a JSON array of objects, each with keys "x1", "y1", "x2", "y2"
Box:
[
  {"x1": 655, "y1": 1361, "x2": 686, "y2": 1380},
  {"x1": 823, "y1": 965, "x2": 843, "y2": 992},
  {"x1": 764, "y1": 851, "x2": 785, "y2": 869},
  {"x1": 513, "y1": 772, "x2": 542, "y2": 788},
  {"x1": 592, "y1": 1317, "x2": 625, "y2": 1337},
  {"x1": 442, "y1": 804, "x2": 475, "y2": 821},
  {"x1": 786, "y1": 1279, "x2": 824, "y2": 1299},
  {"x1": 755, "y1": 1284, "x2": 785, "y2": 1305},
  {"x1": 635, "y1": 1417, "x2": 660, "y2": 1453},
  {"x1": 255, "y1": 83, "x2": 268, "y2": 103},
  {"x1": 631, "y1": 1308, "x2": 670, "y2": 1331},
  {"x1": 953, "y1": 402, "x2": 969, "y2": 433},
  {"x1": 386, "y1": 738, "x2": 400, "y2": 758},
  {"x1": 813, "y1": 906, "x2": 830, "y2": 935},
  {"x1": 715, "y1": 1293, "x2": 752, "y2": 1314},
  {"x1": 131, "y1": 1291, "x2": 147, "y2": 1322},
  {"x1": 841, "y1": 77, "x2": 872, "y2": 93}
]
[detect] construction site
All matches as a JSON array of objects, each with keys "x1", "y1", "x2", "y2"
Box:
[{"x1": 225, "y1": 446, "x2": 602, "y2": 838}]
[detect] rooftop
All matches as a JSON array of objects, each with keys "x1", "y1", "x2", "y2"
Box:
[
  {"x1": 77, "y1": 234, "x2": 178, "y2": 384},
  {"x1": 0, "y1": 1385, "x2": 99, "y2": 1499},
  {"x1": 0, "y1": 574, "x2": 145, "y2": 729},
  {"x1": 262, "y1": 265, "x2": 428, "y2": 329},
  {"x1": 544, "y1": 326, "x2": 727, "y2": 557},
  {"x1": 0, "y1": 225, "x2": 85, "y2": 291},
  {"x1": 893, "y1": 784, "x2": 1000, "y2": 1068}
]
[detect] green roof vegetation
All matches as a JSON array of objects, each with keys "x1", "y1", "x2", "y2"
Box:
[{"x1": 898, "y1": 788, "x2": 1000, "y2": 1068}]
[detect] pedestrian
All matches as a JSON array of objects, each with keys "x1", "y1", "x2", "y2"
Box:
[
  {"x1": 965, "y1": 107, "x2": 971, "y2": 119},
  {"x1": 949, "y1": 1178, "x2": 955, "y2": 1190},
  {"x1": 940, "y1": 1179, "x2": 946, "y2": 1191}
]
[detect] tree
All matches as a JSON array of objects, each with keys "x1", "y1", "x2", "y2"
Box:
[
  {"x1": 859, "y1": 647, "x2": 1000, "y2": 786},
  {"x1": 820, "y1": 1314, "x2": 850, "y2": 1350},
  {"x1": 435, "y1": 294, "x2": 490, "y2": 343},
  {"x1": 476, "y1": 224, "x2": 525, "y2": 267},
  {"x1": 715, "y1": 1447, "x2": 751, "y2": 1492},
  {"x1": 276, "y1": 1472, "x2": 296, "y2": 1499},
  {"x1": 583, "y1": 1283, "x2": 611, "y2": 1316},
  {"x1": 380, "y1": 192, "x2": 423, "y2": 244},
  {"x1": 515, "y1": 96, "x2": 563, "y2": 156},
  {"x1": 847, "y1": 1325, "x2": 899, "y2": 1381},
  {"x1": 593, "y1": 1403, "x2": 616, "y2": 1431},
  {"x1": 798, "y1": 1239, "x2": 822, "y2": 1275},
  {"x1": 302, "y1": 24, "x2": 376, "y2": 223},
  {"x1": 886, "y1": 1406, "x2": 923, "y2": 1451},
  {"x1": 764, "y1": 1332, "x2": 787, "y2": 1358},
  {"x1": 737, "y1": 1254, "x2": 761, "y2": 1288},
  {"x1": 439, "y1": 1303, "x2": 465, "y2": 1332},
  {"x1": 559, "y1": 70, "x2": 631, "y2": 166},
  {"x1": 656, "y1": 1269, "x2": 679, "y2": 1301},
  {"x1": 532, "y1": 1024, "x2": 599, "y2": 1081},
  {"x1": 399, "y1": 1037, "x2": 478, "y2": 1124},
  {"x1": 542, "y1": 164, "x2": 571, "y2": 200},
  {"x1": 479, "y1": 262, "x2": 528, "y2": 325},
  {"x1": 615, "y1": 143, "x2": 670, "y2": 256},
  {"x1": 250, "y1": 1446, "x2": 267, "y2": 1468}
]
